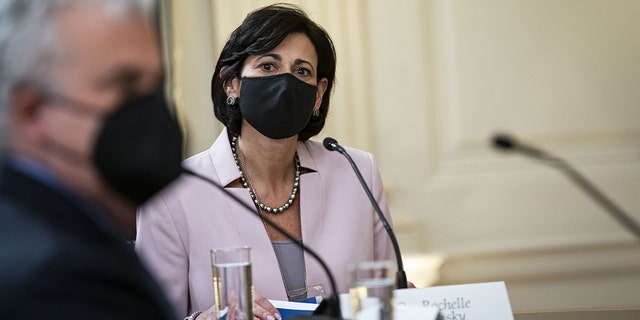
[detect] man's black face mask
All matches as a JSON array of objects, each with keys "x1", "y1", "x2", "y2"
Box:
[{"x1": 94, "y1": 91, "x2": 183, "y2": 204}]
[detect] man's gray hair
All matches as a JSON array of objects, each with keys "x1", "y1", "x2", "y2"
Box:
[{"x1": 0, "y1": 0, "x2": 156, "y2": 156}]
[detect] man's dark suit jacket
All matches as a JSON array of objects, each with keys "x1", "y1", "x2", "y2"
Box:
[{"x1": 0, "y1": 160, "x2": 178, "y2": 319}]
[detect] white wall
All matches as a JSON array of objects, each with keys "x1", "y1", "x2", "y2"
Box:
[{"x1": 167, "y1": 0, "x2": 640, "y2": 312}]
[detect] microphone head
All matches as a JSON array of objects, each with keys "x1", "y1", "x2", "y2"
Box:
[
  {"x1": 492, "y1": 133, "x2": 516, "y2": 150},
  {"x1": 323, "y1": 137, "x2": 339, "y2": 151},
  {"x1": 492, "y1": 133, "x2": 548, "y2": 159}
]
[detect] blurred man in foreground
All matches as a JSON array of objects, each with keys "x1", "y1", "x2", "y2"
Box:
[{"x1": 0, "y1": 0, "x2": 182, "y2": 318}]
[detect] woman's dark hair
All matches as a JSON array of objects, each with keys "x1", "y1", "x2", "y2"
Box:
[{"x1": 211, "y1": 3, "x2": 336, "y2": 141}]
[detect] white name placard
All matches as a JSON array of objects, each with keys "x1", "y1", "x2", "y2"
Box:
[{"x1": 394, "y1": 281, "x2": 514, "y2": 320}]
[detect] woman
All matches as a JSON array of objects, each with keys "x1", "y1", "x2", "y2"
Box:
[{"x1": 135, "y1": 4, "x2": 395, "y2": 320}]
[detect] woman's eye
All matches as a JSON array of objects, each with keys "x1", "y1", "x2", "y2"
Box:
[
  {"x1": 295, "y1": 68, "x2": 311, "y2": 76},
  {"x1": 261, "y1": 63, "x2": 274, "y2": 71}
]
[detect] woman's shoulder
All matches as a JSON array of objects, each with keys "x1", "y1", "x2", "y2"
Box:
[
  {"x1": 182, "y1": 130, "x2": 232, "y2": 172},
  {"x1": 182, "y1": 148, "x2": 213, "y2": 170},
  {"x1": 304, "y1": 138, "x2": 372, "y2": 154},
  {"x1": 302, "y1": 138, "x2": 376, "y2": 169}
]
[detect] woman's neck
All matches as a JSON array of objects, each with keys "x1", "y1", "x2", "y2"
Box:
[{"x1": 236, "y1": 128, "x2": 298, "y2": 184}]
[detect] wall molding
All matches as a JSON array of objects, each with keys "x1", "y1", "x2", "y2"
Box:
[{"x1": 437, "y1": 241, "x2": 640, "y2": 310}]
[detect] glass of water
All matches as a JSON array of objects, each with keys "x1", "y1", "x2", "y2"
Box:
[
  {"x1": 348, "y1": 260, "x2": 395, "y2": 320},
  {"x1": 211, "y1": 246, "x2": 253, "y2": 320}
]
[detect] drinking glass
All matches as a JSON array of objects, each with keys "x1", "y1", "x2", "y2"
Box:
[
  {"x1": 211, "y1": 246, "x2": 253, "y2": 320},
  {"x1": 348, "y1": 260, "x2": 395, "y2": 320}
]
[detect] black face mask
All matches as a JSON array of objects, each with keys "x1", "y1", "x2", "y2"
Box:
[
  {"x1": 239, "y1": 73, "x2": 317, "y2": 139},
  {"x1": 93, "y1": 92, "x2": 183, "y2": 204}
]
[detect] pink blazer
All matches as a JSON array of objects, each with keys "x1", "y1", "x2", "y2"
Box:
[{"x1": 135, "y1": 129, "x2": 395, "y2": 316}]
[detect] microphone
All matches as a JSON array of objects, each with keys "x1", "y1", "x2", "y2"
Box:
[
  {"x1": 181, "y1": 168, "x2": 342, "y2": 319},
  {"x1": 322, "y1": 137, "x2": 408, "y2": 289},
  {"x1": 492, "y1": 133, "x2": 640, "y2": 241}
]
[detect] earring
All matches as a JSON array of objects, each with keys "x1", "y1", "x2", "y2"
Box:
[
  {"x1": 226, "y1": 96, "x2": 238, "y2": 106},
  {"x1": 312, "y1": 108, "x2": 320, "y2": 117}
]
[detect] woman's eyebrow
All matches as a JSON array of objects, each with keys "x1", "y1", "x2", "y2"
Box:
[
  {"x1": 294, "y1": 58, "x2": 314, "y2": 71},
  {"x1": 255, "y1": 53, "x2": 282, "y2": 61}
]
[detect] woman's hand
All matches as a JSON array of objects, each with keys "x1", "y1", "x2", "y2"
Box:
[
  {"x1": 253, "y1": 293, "x2": 282, "y2": 320},
  {"x1": 193, "y1": 305, "x2": 216, "y2": 320},
  {"x1": 194, "y1": 292, "x2": 281, "y2": 320}
]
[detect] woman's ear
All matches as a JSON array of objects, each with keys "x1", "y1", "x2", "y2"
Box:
[
  {"x1": 225, "y1": 78, "x2": 242, "y2": 98},
  {"x1": 313, "y1": 78, "x2": 329, "y2": 111},
  {"x1": 220, "y1": 66, "x2": 241, "y2": 98}
]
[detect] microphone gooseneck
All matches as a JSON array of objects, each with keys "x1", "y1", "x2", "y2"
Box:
[
  {"x1": 181, "y1": 168, "x2": 342, "y2": 319},
  {"x1": 491, "y1": 133, "x2": 640, "y2": 241},
  {"x1": 322, "y1": 137, "x2": 408, "y2": 289}
]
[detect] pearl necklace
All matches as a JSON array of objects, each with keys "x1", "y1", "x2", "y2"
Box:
[{"x1": 231, "y1": 136, "x2": 300, "y2": 214}]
